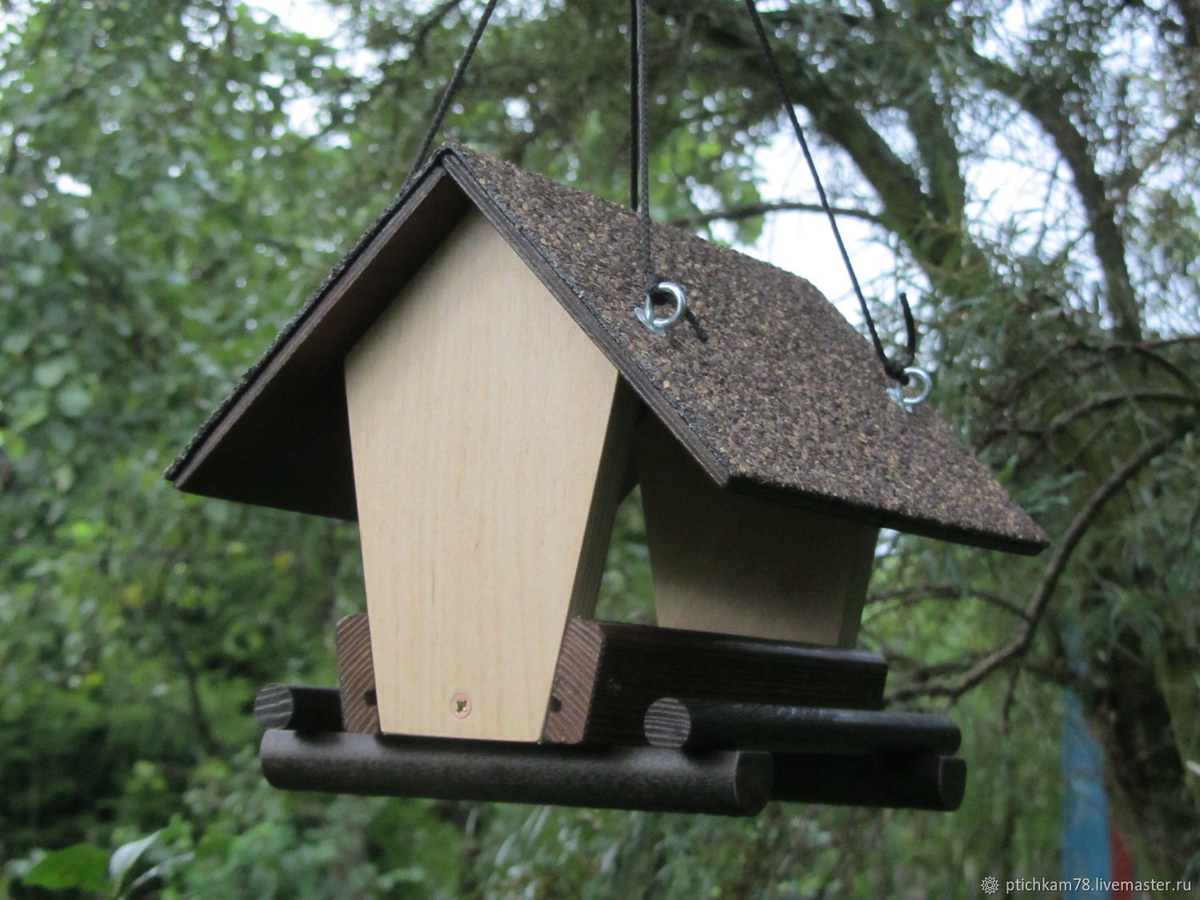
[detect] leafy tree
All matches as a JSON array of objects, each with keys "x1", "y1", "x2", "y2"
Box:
[
  {"x1": 1, "y1": 0, "x2": 1196, "y2": 895},
  {"x1": 0, "y1": 0, "x2": 371, "y2": 868}
]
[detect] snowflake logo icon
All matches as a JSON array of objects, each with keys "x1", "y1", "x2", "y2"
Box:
[{"x1": 981, "y1": 875, "x2": 1000, "y2": 895}]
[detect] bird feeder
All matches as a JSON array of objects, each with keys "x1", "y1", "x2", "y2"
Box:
[{"x1": 167, "y1": 146, "x2": 1046, "y2": 816}]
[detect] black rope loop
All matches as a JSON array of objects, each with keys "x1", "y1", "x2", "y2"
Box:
[
  {"x1": 742, "y1": 0, "x2": 919, "y2": 383},
  {"x1": 885, "y1": 291, "x2": 919, "y2": 383}
]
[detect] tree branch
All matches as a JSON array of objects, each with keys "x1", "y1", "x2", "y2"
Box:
[
  {"x1": 649, "y1": 0, "x2": 982, "y2": 295},
  {"x1": 148, "y1": 560, "x2": 225, "y2": 756},
  {"x1": 968, "y1": 50, "x2": 1142, "y2": 341},
  {"x1": 888, "y1": 420, "x2": 1195, "y2": 703},
  {"x1": 671, "y1": 199, "x2": 882, "y2": 228},
  {"x1": 985, "y1": 391, "x2": 1200, "y2": 453},
  {"x1": 1045, "y1": 391, "x2": 1200, "y2": 435},
  {"x1": 980, "y1": 335, "x2": 1200, "y2": 414},
  {"x1": 865, "y1": 584, "x2": 1030, "y2": 621}
]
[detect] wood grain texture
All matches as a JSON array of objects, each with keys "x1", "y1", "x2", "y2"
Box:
[
  {"x1": 261, "y1": 730, "x2": 772, "y2": 816},
  {"x1": 336, "y1": 613, "x2": 380, "y2": 735},
  {"x1": 542, "y1": 618, "x2": 888, "y2": 746},
  {"x1": 642, "y1": 698, "x2": 961, "y2": 755},
  {"x1": 637, "y1": 413, "x2": 879, "y2": 647},
  {"x1": 345, "y1": 210, "x2": 620, "y2": 742},
  {"x1": 566, "y1": 378, "x2": 640, "y2": 619}
]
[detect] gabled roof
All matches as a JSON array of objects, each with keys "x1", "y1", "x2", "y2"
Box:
[{"x1": 166, "y1": 145, "x2": 1047, "y2": 554}]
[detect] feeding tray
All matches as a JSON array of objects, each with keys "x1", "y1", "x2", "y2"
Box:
[{"x1": 254, "y1": 617, "x2": 966, "y2": 815}]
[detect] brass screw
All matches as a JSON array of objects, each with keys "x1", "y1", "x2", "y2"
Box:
[{"x1": 452, "y1": 693, "x2": 472, "y2": 718}]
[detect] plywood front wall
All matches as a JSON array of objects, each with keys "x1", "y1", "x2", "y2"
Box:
[
  {"x1": 637, "y1": 415, "x2": 879, "y2": 648},
  {"x1": 344, "y1": 210, "x2": 620, "y2": 741}
]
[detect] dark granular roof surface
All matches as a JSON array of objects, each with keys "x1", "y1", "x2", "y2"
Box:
[{"x1": 167, "y1": 145, "x2": 1046, "y2": 554}]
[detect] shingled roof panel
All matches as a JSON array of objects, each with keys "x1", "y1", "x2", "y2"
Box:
[{"x1": 167, "y1": 145, "x2": 1047, "y2": 554}]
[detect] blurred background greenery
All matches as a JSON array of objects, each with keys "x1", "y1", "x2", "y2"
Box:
[{"x1": 0, "y1": 0, "x2": 1196, "y2": 896}]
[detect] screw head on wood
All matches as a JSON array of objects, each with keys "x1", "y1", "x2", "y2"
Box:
[{"x1": 452, "y1": 693, "x2": 472, "y2": 718}]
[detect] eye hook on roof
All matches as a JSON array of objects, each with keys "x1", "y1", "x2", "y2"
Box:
[{"x1": 636, "y1": 281, "x2": 688, "y2": 337}]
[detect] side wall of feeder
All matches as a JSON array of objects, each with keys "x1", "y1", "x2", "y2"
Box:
[
  {"x1": 636, "y1": 415, "x2": 879, "y2": 647},
  {"x1": 344, "y1": 209, "x2": 631, "y2": 742}
]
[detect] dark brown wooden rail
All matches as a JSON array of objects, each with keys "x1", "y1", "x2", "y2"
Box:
[
  {"x1": 261, "y1": 730, "x2": 772, "y2": 816},
  {"x1": 543, "y1": 618, "x2": 888, "y2": 746}
]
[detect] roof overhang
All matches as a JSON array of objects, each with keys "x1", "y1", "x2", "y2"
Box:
[{"x1": 167, "y1": 146, "x2": 1048, "y2": 554}]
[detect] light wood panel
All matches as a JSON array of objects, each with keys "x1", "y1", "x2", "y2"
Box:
[
  {"x1": 637, "y1": 415, "x2": 879, "y2": 647},
  {"x1": 566, "y1": 379, "x2": 640, "y2": 618},
  {"x1": 345, "y1": 210, "x2": 621, "y2": 741}
]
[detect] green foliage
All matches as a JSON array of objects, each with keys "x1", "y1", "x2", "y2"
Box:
[
  {"x1": 15, "y1": 830, "x2": 191, "y2": 899},
  {"x1": 22, "y1": 845, "x2": 110, "y2": 894},
  {"x1": 0, "y1": 0, "x2": 368, "y2": 872},
  {"x1": 154, "y1": 754, "x2": 463, "y2": 899}
]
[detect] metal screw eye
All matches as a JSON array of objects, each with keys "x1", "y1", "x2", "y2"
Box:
[
  {"x1": 887, "y1": 366, "x2": 933, "y2": 413},
  {"x1": 636, "y1": 281, "x2": 688, "y2": 336}
]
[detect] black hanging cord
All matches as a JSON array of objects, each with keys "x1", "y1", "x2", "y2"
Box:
[
  {"x1": 742, "y1": 0, "x2": 917, "y2": 383},
  {"x1": 632, "y1": 0, "x2": 654, "y2": 292},
  {"x1": 630, "y1": 0, "x2": 708, "y2": 342},
  {"x1": 629, "y1": 0, "x2": 641, "y2": 210},
  {"x1": 404, "y1": 0, "x2": 503, "y2": 188}
]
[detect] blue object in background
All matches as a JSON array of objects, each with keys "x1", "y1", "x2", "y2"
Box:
[{"x1": 1062, "y1": 690, "x2": 1112, "y2": 897}]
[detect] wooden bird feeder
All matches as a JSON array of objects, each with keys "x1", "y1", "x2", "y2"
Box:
[{"x1": 167, "y1": 146, "x2": 1046, "y2": 816}]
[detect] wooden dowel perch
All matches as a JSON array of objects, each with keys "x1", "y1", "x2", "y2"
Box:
[
  {"x1": 643, "y1": 698, "x2": 961, "y2": 756},
  {"x1": 772, "y1": 753, "x2": 967, "y2": 811},
  {"x1": 254, "y1": 684, "x2": 344, "y2": 733},
  {"x1": 260, "y1": 730, "x2": 773, "y2": 816}
]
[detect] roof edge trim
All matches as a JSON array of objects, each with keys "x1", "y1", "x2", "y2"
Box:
[{"x1": 166, "y1": 152, "x2": 463, "y2": 486}]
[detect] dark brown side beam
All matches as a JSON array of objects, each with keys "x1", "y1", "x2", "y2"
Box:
[
  {"x1": 261, "y1": 730, "x2": 772, "y2": 816},
  {"x1": 336, "y1": 613, "x2": 381, "y2": 734},
  {"x1": 544, "y1": 618, "x2": 888, "y2": 745}
]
